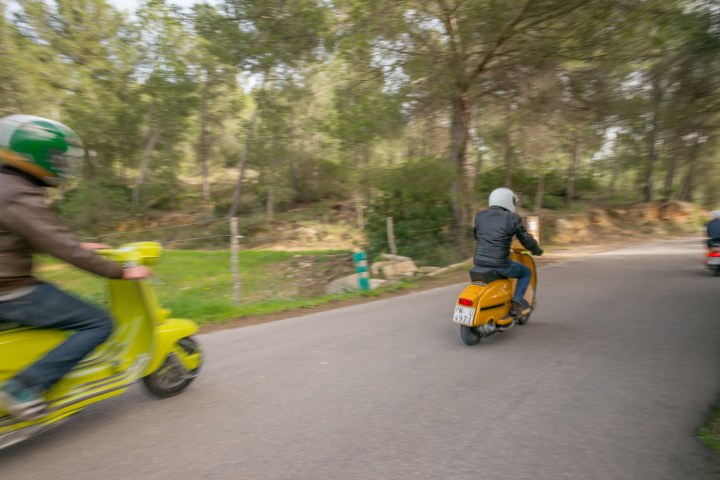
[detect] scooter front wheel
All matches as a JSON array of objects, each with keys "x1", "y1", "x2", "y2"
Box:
[
  {"x1": 143, "y1": 337, "x2": 202, "y2": 398},
  {"x1": 460, "y1": 326, "x2": 481, "y2": 345}
]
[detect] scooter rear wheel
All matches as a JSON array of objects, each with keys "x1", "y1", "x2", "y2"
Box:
[
  {"x1": 143, "y1": 337, "x2": 201, "y2": 398},
  {"x1": 460, "y1": 326, "x2": 481, "y2": 345}
]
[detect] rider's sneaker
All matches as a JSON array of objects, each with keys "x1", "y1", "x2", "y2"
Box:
[
  {"x1": 0, "y1": 379, "x2": 47, "y2": 421},
  {"x1": 511, "y1": 299, "x2": 531, "y2": 316}
]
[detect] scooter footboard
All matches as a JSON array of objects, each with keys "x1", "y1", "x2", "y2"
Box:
[{"x1": 144, "y1": 318, "x2": 200, "y2": 375}]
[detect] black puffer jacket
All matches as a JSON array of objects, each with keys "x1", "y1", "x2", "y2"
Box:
[
  {"x1": 473, "y1": 206, "x2": 542, "y2": 268},
  {"x1": 708, "y1": 219, "x2": 720, "y2": 239}
]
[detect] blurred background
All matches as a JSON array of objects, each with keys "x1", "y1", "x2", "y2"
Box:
[{"x1": 1, "y1": 0, "x2": 718, "y2": 320}]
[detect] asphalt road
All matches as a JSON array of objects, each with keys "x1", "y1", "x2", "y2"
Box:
[{"x1": 1, "y1": 237, "x2": 719, "y2": 480}]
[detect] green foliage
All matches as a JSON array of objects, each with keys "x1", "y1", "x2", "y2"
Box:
[
  {"x1": 698, "y1": 402, "x2": 720, "y2": 453},
  {"x1": 55, "y1": 181, "x2": 135, "y2": 236},
  {"x1": 1, "y1": 0, "x2": 719, "y2": 239},
  {"x1": 475, "y1": 166, "x2": 598, "y2": 210},
  {"x1": 364, "y1": 158, "x2": 461, "y2": 265}
]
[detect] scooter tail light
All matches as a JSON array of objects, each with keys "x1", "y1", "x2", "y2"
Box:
[
  {"x1": 458, "y1": 298, "x2": 473, "y2": 306},
  {"x1": 709, "y1": 251, "x2": 720, "y2": 257}
]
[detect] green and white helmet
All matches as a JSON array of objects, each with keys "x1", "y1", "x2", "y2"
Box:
[{"x1": 0, "y1": 114, "x2": 85, "y2": 187}]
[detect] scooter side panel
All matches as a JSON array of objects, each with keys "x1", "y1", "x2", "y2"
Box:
[
  {"x1": 457, "y1": 281, "x2": 513, "y2": 327},
  {"x1": 0, "y1": 329, "x2": 67, "y2": 382}
]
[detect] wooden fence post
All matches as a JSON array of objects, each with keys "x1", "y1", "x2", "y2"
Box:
[{"x1": 230, "y1": 217, "x2": 241, "y2": 303}]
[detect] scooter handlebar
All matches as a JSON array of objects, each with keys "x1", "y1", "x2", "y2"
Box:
[{"x1": 96, "y1": 241, "x2": 163, "y2": 266}]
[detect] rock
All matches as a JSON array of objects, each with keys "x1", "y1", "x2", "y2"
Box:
[
  {"x1": 380, "y1": 253, "x2": 413, "y2": 262},
  {"x1": 588, "y1": 208, "x2": 611, "y2": 225},
  {"x1": 325, "y1": 274, "x2": 386, "y2": 294},
  {"x1": 378, "y1": 260, "x2": 418, "y2": 278}
]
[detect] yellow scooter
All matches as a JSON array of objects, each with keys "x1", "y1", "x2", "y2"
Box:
[
  {"x1": 452, "y1": 247, "x2": 537, "y2": 345},
  {"x1": 0, "y1": 242, "x2": 203, "y2": 450}
]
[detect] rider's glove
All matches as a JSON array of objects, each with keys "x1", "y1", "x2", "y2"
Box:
[{"x1": 534, "y1": 248, "x2": 544, "y2": 256}]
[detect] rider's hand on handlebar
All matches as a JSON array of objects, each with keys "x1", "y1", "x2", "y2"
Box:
[
  {"x1": 122, "y1": 265, "x2": 151, "y2": 280},
  {"x1": 81, "y1": 242, "x2": 112, "y2": 251},
  {"x1": 535, "y1": 248, "x2": 544, "y2": 256}
]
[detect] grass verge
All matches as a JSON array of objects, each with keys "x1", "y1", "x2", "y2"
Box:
[
  {"x1": 36, "y1": 249, "x2": 429, "y2": 325},
  {"x1": 699, "y1": 403, "x2": 720, "y2": 452}
]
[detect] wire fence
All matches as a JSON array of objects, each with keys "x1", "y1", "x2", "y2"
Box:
[
  {"x1": 58, "y1": 204, "x2": 703, "y2": 323},
  {"x1": 73, "y1": 216, "x2": 479, "y2": 317}
]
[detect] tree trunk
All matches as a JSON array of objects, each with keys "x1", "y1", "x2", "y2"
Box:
[
  {"x1": 503, "y1": 119, "x2": 513, "y2": 188},
  {"x1": 566, "y1": 129, "x2": 579, "y2": 205},
  {"x1": 662, "y1": 139, "x2": 680, "y2": 200},
  {"x1": 643, "y1": 80, "x2": 662, "y2": 202},
  {"x1": 534, "y1": 173, "x2": 545, "y2": 213},
  {"x1": 679, "y1": 136, "x2": 701, "y2": 202},
  {"x1": 265, "y1": 186, "x2": 274, "y2": 223},
  {"x1": 132, "y1": 129, "x2": 160, "y2": 206},
  {"x1": 449, "y1": 91, "x2": 473, "y2": 228},
  {"x1": 643, "y1": 119, "x2": 658, "y2": 202},
  {"x1": 470, "y1": 125, "x2": 484, "y2": 177},
  {"x1": 199, "y1": 80, "x2": 211, "y2": 202},
  {"x1": 609, "y1": 152, "x2": 619, "y2": 199},
  {"x1": 229, "y1": 107, "x2": 259, "y2": 218}
]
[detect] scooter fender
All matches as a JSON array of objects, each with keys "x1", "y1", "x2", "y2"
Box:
[
  {"x1": 144, "y1": 318, "x2": 200, "y2": 375},
  {"x1": 458, "y1": 281, "x2": 514, "y2": 328}
]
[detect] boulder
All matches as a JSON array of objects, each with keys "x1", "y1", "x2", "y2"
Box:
[
  {"x1": 325, "y1": 274, "x2": 386, "y2": 294},
  {"x1": 371, "y1": 259, "x2": 418, "y2": 278}
]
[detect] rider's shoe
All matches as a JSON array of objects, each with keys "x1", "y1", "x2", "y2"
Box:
[
  {"x1": 511, "y1": 299, "x2": 531, "y2": 316},
  {"x1": 0, "y1": 378, "x2": 47, "y2": 421}
]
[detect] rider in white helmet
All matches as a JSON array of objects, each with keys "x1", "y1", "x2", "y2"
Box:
[
  {"x1": 473, "y1": 187, "x2": 543, "y2": 315},
  {"x1": 707, "y1": 210, "x2": 720, "y2": 248}
]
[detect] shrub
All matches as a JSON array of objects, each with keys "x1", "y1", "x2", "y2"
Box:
[{"x1": 364, "y1": 158, "x2": 462, "y2": 266}]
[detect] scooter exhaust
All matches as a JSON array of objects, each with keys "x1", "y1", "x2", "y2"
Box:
[{"x1": 477, "y1": 323, "x2": 496, "y2": 336}]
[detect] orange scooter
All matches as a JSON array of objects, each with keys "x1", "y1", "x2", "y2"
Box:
[{"x1": 452, "y1": 247, "x2": 537, "y2": 345}]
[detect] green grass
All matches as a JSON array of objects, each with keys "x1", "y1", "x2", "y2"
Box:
[
  {"x1": 699, "y1": 403, "x2": 720, "y2": 452},
  {"x1": 36, "y1": 249, "x2": 421, "y2": 325}
]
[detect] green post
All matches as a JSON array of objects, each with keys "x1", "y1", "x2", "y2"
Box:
[{"x1": 352, "y1": 252, "x2": 370, "y2": 291}]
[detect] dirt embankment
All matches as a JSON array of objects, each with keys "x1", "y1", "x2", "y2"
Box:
[
  {"x1": 546, "y1": 201, "x2": 703, "y2": 245},
  {"x1": 200, "y1": 201, "x2": 706, "y2": 334}
]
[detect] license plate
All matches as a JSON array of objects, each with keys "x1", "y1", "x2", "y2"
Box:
[
  {"x1": 709, "y1": 257, "x2": 720, "y2": 265},
  {"x1": 453, "y1": 305, "x2": 475, "y2": 326}
]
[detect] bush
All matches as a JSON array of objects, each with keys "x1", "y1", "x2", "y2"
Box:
[
  {"x1": 55, "y1": 181, "x2": 135, "y2": 236},
  {"x1": 365, "y1": 158, "x2": 463, "y2": 266}
]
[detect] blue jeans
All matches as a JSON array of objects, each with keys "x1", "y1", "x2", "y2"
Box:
[
  {"x1": 0, "y1": 283, "x2": 113, "y2": 392},
  {"x1": 495, "y1": 261, "x2": 532, "y2": 304}
]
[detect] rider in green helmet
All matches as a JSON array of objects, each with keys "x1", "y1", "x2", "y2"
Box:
[
  {"x1": 0, "y1": 114, "x2": 86, "y2": 185},
  {"x1": 0, "y1": 114, "x2": 150, "y2": 420}
]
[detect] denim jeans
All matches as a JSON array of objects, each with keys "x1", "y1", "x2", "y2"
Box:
[
  {"x1": 0, "y1": 283, "x2": 113, "y2": 392},
  {"x1": 495, "y1": 260, "x2": 532, "y2": 304}
]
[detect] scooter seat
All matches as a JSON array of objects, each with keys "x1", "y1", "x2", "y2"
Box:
[{"x1": 469, "y1": 266, "x2": 506, "y2": 284}]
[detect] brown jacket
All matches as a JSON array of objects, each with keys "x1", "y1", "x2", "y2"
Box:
[{"x1": 0, "y1": 169, "x2": 123, "y2": 294}]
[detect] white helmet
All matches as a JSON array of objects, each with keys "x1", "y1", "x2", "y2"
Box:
[
  {"x1": 711, "y1": 210, "x2": 720, "y2": 220},
  {"x1": 488, "y1": 187, "x2": 519, "y2": 213}
]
